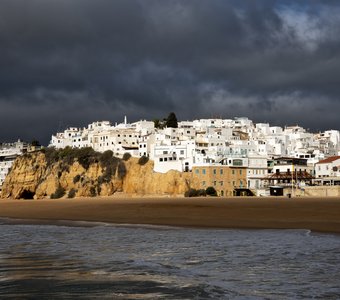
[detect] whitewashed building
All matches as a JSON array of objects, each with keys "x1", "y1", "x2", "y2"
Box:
[
  {"x1": 48, "y1": 115, "x2": 340, "y2": 194},
  {"x1": 315, "y1": 156, "x2": 340, "y2": 185},
  {"x1": 0, "y1": 140, "x2": 29, "y2": 191}
]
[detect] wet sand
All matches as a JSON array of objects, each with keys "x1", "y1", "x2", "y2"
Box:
[{"x1": 1, "y1": 196, "x2": 340, "y2": 233}]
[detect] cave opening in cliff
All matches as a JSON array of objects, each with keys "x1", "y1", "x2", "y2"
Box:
[{"x1": 20, "y1": 190, "x2": 35, "y2": 199}]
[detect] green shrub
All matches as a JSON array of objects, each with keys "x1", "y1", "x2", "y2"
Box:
[
  {"x1": 197, "y1": 189, "x2": 207, "y2": 196},
  {"x1": 89, "y1": 186, "x2": 97, "y2": 197},
  {"x1": 184, "y1": 188, "x2": 198, "y2": 197},
  {"x1": 100, "y1": 150, "x2": 113, "y2": 165},
  {"x1": 51, "y1": 186, "x2": 66, "y2": 199},
  {"x1": 100, "y1": 156, "x2": 119, "y2": 182},
  {"x1": 73, "y1": 174, "x2": 81, "y2": 184},
  {"x1": 43, "y1": 147, "x2": 127, "y2": 184},
  {"x1": 184, "y1": 188, "x2": 208, "y2": 197},
  {"x1": 206, "y1": 186, "x2": 217, "y2": 196},
  {"x1": 58, "y1": 146, "x2": 76, "y2": 165},
  {"x1": 44, "y1": 146, "x2": 98, "y2": 169},
  {"x1": 117, "y1": 161, "x2": 126, "y2": 179},
  {"x1": 76, "y1": 147, "x2": 100, "y2": 169},
  {"x1": 44, "y1": 147, "x2": 59, "y2": 167},
  {"x1": 138, "y1": 155, "x2": 149, "y2": 165},
  {"x1": 122, "y1": 152, "x2": 132, "y2": 161},
  {"x1": 68, "y1": 188, "x2": 77, "y2": 198},
  {"x1": 97, "y1": 175, "x2": 105, "y2": 186}
]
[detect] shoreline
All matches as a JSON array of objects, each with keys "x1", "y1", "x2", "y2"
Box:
[{"x1": 1, "y1": 196, "x2": 340, "y2": 233}]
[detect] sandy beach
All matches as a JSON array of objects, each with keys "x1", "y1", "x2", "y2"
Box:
[{"x1": 1, "y1": 196, "x2": 340, "y2": 233}]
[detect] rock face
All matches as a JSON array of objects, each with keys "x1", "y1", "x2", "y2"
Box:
[{"x1": 1, "y1": 152, "x2": 196, "y2": 199}]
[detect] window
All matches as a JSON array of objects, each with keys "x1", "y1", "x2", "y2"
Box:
[
  {"x1": 180, "y1": 150, "x2": 184, "y2": 155},
  {"x1": 202, "y1": 169, "x2": 206, "y2": 175},
  {"x1": 220, "y1": 181, "x2": 223, "y2": 186},
  {"x1": 195, "y1": 169, "x2": 199, "y2": 174},
  {"x1": 233, "y1": 159, "x2": 243, "y2": 166},
  {"x1": 220, "y1": 169, "x2": 223, "y2": 175},
  {"x1": 160, "y1": 158, "x2": 163, "y2": 162},
  {"x1": 232, "y1": 170, "x2": 235, "y2": 175},
  {"x1": 240, "y1": 170, "x2": 242, "y2": 175},
  {"x1": 213, "y1": 181, "x2": 216, "y2": 186},
  {"x1": 213, "y1": 169, "x2": 216, "y2": 175},
  {"x1": 202, "y1": 181, "x2": 206, "y2": 186}
]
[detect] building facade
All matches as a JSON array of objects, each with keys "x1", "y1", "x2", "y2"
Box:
[{"x1": 192, "y1": 164, "x2": 247, "y2": 196}]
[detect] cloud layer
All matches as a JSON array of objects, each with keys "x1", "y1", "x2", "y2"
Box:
[{"x1": 1, "y1": 0, "x2": 339, "y2": 144}]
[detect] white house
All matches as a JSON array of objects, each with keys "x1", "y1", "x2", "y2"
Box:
[
  {"x1": 315, "y1": 156, "x2": 340, "y2": 185},
  {"x1": 152, "y1": 141, "x2": 195, "y2": 173},
  {"x1": 0, "y1": 140, "x2": 29, "y2": 191}
]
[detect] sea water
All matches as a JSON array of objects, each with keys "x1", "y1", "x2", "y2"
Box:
[{"x1": 0, "y1": 219, "x2": 340, "y2": 299}]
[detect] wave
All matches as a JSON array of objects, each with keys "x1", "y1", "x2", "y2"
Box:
[{"x1": 0, "y1": 217, "x2": 184, "y2": 230}]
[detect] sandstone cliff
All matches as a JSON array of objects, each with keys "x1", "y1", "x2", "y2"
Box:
[{"x1": 1, "y1": 150, "x2": 197, "y2": 199}]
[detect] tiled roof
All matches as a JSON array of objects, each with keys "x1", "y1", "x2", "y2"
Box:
[{"x1": 317, "y1": 156, "x2": 340, "y2": 164}]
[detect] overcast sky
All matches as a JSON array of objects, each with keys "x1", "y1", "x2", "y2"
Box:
[{"x1": 1, "y1": 0, "x2": 340, "y2": 145}]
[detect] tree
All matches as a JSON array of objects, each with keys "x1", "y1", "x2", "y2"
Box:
[
  {"x1": 206, "y1": 186, "x2": 217, "y2": 196},
  {"x1": 165, "y1": 112, "x2": 178, "y2": 128},
  {"x1": 153, "y1": 119, "x2": 164, "y2": 129},
  {"x1": 31, "y1": 140, "x2": 40, "y2": 147}
]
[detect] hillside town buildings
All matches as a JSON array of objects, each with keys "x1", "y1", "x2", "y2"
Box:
[
  {"x1": 1, "y1": 116, "x2": 339, "y2": 196},
  {"x1": 47, "y1": 116, "x2": 340, "y2": 196},
  {"x1": 0, "y1": 140, "x2": 30, "y2": 192}
]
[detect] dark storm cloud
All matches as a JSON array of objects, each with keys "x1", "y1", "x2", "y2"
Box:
[{"x1": 0, "y1": 0, "x2": 339, "y2": 144}]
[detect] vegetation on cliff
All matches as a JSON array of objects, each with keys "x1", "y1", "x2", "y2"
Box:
[
  {"x1": 2, "y1": 147, "x2": 196, "y2": 199},
  {"x1": 3, "y1": 147, "x2": 128, "y2": 199}
]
